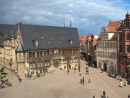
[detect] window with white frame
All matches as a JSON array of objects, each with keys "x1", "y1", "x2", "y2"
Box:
[
  {"x1": 69, "y1": 58, "x2": 73, "y2": 63},
  {"x1": 63, "y1": 59, "x2": 67, "y2": 63},
  {"x1": 44, "y1": 61, "x2": 50, "y2": 66},
  {"x1": 74, "y1": 57, "x2": 78, "y2": 63},
  {"x1": 37, "y1": 63, "x2": 41, "y2": 67},
  {"x1": 29, "y1": 63, "x2": 35, "y2": 68}
]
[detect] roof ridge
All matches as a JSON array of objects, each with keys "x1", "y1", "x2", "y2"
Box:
[{"x1": 20, "y1": 24, "x2": 77, "y2": 29}]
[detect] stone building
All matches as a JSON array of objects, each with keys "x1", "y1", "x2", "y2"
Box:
[
  {"x1": 92, "y1": 36, "x2": 98, "y2": 68},
  {"x1": 97, "y1": 21, "x2": 121, "y2": 74},
  {"x1": 0, "y1": 22, "x2": 80, "y2": 77},
  {"x1": 117, "y1": 12, "x2": 130, "y2": 78},
  {"x1": 79, "y1": 35, "x2": 88, "y2": 60},
  {"x1": 79, "y1": 34, "x2": 94, "y2": 62}
]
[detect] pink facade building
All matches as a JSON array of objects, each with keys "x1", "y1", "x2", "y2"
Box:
[{"x1": 117, "y1": 12, "x2": 130, "y2": 79}]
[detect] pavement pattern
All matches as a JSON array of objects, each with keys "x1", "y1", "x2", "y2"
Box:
[{"x1": 0, "y1": 59, "x2": 130, "y2": 98}]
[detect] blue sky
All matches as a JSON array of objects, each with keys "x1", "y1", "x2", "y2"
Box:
[{"x1": 0, "y1": 0, "x2": 130, "y2": 36}]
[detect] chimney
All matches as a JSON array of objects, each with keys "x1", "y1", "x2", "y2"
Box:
[{"x1": 19, "y1": 21, "x2": 24, "y2": 24}]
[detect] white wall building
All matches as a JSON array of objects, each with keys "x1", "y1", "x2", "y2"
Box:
[{"x1": 96, "y1": 21, "x2": 121, "y2": 75}]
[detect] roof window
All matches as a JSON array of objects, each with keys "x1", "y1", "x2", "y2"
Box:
[
  {"x1": 33, "y1": 39, "x2": 38, "y2": 47},
  {"x1": 58, "y1": 41, "x2": 61, "y2": 43},
  {"x1": 61, "y1": 36, "x2": 64, "y2": 39},
  {"x1": 68, "y1": 39, "x2": 73, "y2": 45},
  {"x1": 41, "y1": 36, "x2": 44, "y2": 39},
  {"x1": 48, "y1": 41, "x2": 51, "y2": 44},
  {"x1": 52, "y1": 36, "x2": 54, "y2": 39}
]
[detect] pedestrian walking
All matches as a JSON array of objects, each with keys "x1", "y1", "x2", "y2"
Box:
[
  {"x1": 67, "y1": 69, "x2": 69, "y2": 74},
  {"x1": 18, "y1": 77, "x2": 22, "y2": 83},
  {"x1": 103, "y1": 90, "x2": 106, "y2": 97},
  {"x1": 88, "y1": 78, "x2": 91, "y2": 83},
  {"x1": 101, "y1": 68, "x2": 104, "y2": 73},
  {"x1": 82, "y1": 77, "x2": 84, "y2": 85},
  {"x1": 93, "y1": 95, "x2": 95, "y2": 98},
  {"x1": 80, "y1": 78, "x2": 82, "y2": 84},
  {"x1": 74, "y1": 68, "x2": 76, "y2": 74},
  {"x1": 79, "y1": 68, "x2": 80, "y2": 72}
]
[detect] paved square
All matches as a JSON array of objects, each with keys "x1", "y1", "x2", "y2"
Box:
[{"x1": 0, "y1": 60, "x2": 130, "y2": 98}]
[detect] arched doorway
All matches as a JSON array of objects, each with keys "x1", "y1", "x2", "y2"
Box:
[
  {"x1": 67, "y1": 65, "x2": 71, "y2": 69},
  {"x1": 98, "y1": 63, "x2": 101, "y2": 68},
  {"x1": 54, "y1": 61, "x2": 59, "y2": 68},
  {"x1": 103, "y1": 63, "x2": 107, "y2": 71}
]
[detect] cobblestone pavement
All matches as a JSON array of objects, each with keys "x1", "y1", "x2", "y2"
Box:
[{"x1": 0, "y1": 60, "x2": 130, "y2": 98}]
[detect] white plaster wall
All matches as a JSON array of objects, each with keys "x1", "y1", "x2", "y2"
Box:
[{"x1": 108, "y1": 33, "x2": 114, "y2": 39}]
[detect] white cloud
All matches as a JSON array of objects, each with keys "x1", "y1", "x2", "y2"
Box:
[{"x1": 0, "y1": 0, "x2": 130, "y2": 35}]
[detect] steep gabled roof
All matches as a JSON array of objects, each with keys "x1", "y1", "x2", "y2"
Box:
[
  {"x1": 107, "y1": 21, "x2": 121, "y2": 32},
  {"x1": 19, "y1": 24, "x2": 80, "y2": 50},
  {"x1": 0, "y1": 24, "x2": 17, "y2": 38}
]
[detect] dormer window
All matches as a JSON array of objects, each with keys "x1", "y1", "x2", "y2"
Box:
[
  {"x1": 52, "y1": 36, "x2": 54, "y2": 39},
  {"x1": 61, "y1": 36, "x2": 64, "y2": 39},
  {"x1": 41, "y1": 36, "x2": 44, "y2": 39},
  {"x1": 33, "y1": 39, "x2": 38, "y2": 47},
  {"x1": 58, "y1": 41, "x2": 61, "y2": 43},
  {"x1": 48, "y1": 41, "x2": 51, "y2": 44},
  {"x1": 69, "y1": 39, "x2": 73, "y2": 45}
]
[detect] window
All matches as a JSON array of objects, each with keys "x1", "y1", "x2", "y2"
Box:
[
  {"x1": 63, "y1": 59, "x2": 67, "y2": 63},
  {"x1": 127, "y1": 45, "x2": 130, "y2": 53},
  {"x1": 29, "y1": 52, "x2": 32, "y2": 57},
  {"x1": 37, "y1": 63, "x2": 40, "y2": 67},
  {"x1": 52, "y1": 36, "x2": 54, "y2": 39},
  {"x1": 41, "y1": 36, "x2": 44, "y2": 39},
  {"x1": 29, "y1": 63, "x2": 35, "y2": 68},
  {"x1": 34, "y1": 39, "x2": 38, "y2": 47},
  {"x1": 61, "y1": 36, "x2": 64, "y2": 39},
  {"x1": 46, "y1": 51, "x2": 49, "y2": 55},
  {"x1": 44, "y1": 51, "x2": 46, "y2": 56},
  {"x1": 126, "y1": 33, "x2": 130, "y2": 40},
  {"x1": 69, "y1": 58, "x2": 73, "y2": 63},
  {"x1": 74, "y1": 57, "x2": 78, "y2": 63},
  {"x1": 37, "y1": 52, "x2": 40, "y2": 57},
  {"x1": 69, "y1": 39, "x2": 73, "y2": 44},
  {"x1": 119, "y1": 45, "x2": 122, "y2": 52},
  {"x1": 40, "y1": 51, "x2": 42, "y2": 56},
  {"x1": 32, "y1": 52, "x2": 35, "y2": 57},
  {"x1": 44, "y1": 61, "x2": 50, "y2": 66}
]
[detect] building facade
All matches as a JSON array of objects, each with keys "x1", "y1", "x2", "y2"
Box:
[
  {"x1": 97, "y1": 21, "x2": 121, "y2": 75},
  {"x1": 92, "y1": 36, "x2": 98, "y2": 68},
  {"x1": 117, "y1": 12, "x2": 130, "y2": 78},
  {"x1": 0, "y1": 22, "x2": 80, "y2": 77}
]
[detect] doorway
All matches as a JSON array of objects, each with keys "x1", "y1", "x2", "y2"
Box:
[{"x1": 103, "y1": 63, "x2": 107, "y2": 71}]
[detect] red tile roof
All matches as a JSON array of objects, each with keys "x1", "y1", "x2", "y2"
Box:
[
  {"x1": 107, "y1": 21, "x2": 121, "y2": 32},
  {"x1": 79, "y1": 34, "x2": 93, "y2": 45}
]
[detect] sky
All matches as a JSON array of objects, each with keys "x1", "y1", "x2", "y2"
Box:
[{"x1": 0, "y1": 0, "x2": 130, "y2": 36}]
